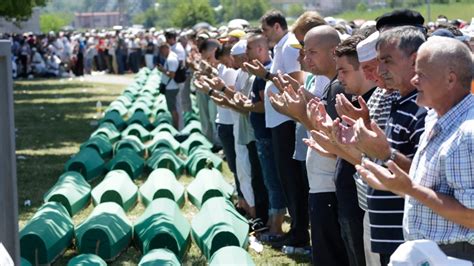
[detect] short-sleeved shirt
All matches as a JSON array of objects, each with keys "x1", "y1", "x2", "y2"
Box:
[
  {"x1": 171, "y1": 42, "x2": 186, "y2": 62},
  {"x1": 264, "y1": 32, "x2": 301, "y2": 128},
  {"x1": 367, "y1": 90, "x2": 427, "y2": 255},
  {"x1": 161, "y1": 51, "x2": 179, "y2": 90},
  {"x1": 215, "y1": 64, "x2": 237, "y2": 125},
  {"x1": 306, "y1": 76, "x2": 349, "y2": 193},
  {"x1": 405, "y1": 94, "x2": 474, "y2": 245},
  {"x1": 250, "y1": 61, "x2": 272, "y2": 139}
]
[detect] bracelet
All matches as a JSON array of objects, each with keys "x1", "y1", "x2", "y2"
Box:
[
  {"x1": 264, "y1": 71, "x2": 271, "y2": 81},
  {"x1": 208, "y1": 89, "x2": 214, "y2": 96},
  {"x1": 383, "y1": 148, "x2": 397, "y2": 165},
  {"x1": 220, "y1": 86, "x2": 226, "y2": 92}
]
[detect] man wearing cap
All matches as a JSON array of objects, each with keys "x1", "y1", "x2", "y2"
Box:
[{"x1": 357, "y1": 37, "x2": 474, "y2": 262}]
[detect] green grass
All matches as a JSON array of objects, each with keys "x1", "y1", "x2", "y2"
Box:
[
  {"x1": 334, "y1": 2, "x2": 474, "y2": 22},
  {"x1": 15, "y1": 78, "x2": 311, "y2": 265}
]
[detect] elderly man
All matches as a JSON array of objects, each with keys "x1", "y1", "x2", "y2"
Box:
[{"x1": 357, "y1": 37, "x2": 474, "y2": 261}]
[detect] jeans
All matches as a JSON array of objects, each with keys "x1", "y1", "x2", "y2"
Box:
[
  {"x1": 255, "y1": 138, "x2": 286, "y2": 215},
  {"x1": 271, "y1": 121, "x2": 309, "y2": 239},
  {"x1": 309, "y1": 192, "x2": 349, "y2": 266},
  {"x1": 216, "y1": 123, "x2": 242, "y2": 197}
]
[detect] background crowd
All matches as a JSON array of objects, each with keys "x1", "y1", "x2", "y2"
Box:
[{"x1": 4, "y1": 7, "x2": 474, "y2": 266}]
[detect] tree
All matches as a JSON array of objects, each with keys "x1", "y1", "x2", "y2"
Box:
[
  {"x1": 171, "y1": 0, "x2": 216, "y2": 28},
  {"x1": 287, "y1": 3, "x2": 304, "y2": 18},
  {"x1": 40, "y1": 13, "x2": 73, "y2": 33},
  {"x1": 220, "y1": 0, "x2": 270, "y2": 22},
  {"x1": 0, "y1": 0, "x2": 49, "y2": 21}
]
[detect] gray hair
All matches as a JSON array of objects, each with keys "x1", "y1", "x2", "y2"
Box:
[
  {"x1": 376, "y1": 26, "x2": 426, "y2": 57},
  {"x1": 419, "y1": 36, "x2": 473, "y2": 90}
]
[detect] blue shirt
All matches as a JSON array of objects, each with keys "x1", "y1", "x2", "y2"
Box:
[
  {"x1": 250, "y1": 61, "x2": 272, "y2": 139},
  {"x1": 405, "y1": 93, "x2": 474, "y2": 245}
]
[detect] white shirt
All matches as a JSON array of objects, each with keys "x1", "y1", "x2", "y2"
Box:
[
  {"x1": 304, "y1": 75, "x2": 336, "y2": 193},
  {"x1": 171, "y1": 42, "x2": 186, "y2": 62},
  {"x1": 162, "y1": 51, "x2": 179, "y2": 90},
  {"x1": 264, "y1": 32, "x2": 301, "y2": 128},
  {"x1": 215, "y1": 64, "x2": 238, "y2": 125}
]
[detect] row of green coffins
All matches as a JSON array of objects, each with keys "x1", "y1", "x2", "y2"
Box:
[
  {"x1": 64, "y1": 131, "x2": 222, "y2": 181},
  {"x1": 20, "y1": 168, "x2": 253, "y2": 264}
]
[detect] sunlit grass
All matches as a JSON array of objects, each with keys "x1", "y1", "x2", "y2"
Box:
[{"x1": 15, "y1": 78, "x2": 310, "y2": 265}]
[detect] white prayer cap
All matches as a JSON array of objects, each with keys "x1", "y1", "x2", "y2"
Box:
[
  {"x1": 356, "y1": 31, "x2": 379, "y2": 63},
  {"x1": 230, "y1": 40, "x2": 247, "y2": 56}
]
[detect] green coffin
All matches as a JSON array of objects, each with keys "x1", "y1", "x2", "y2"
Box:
[
  {"x1": 138, "y1": 249, "x2": 180, "y2": 266},
  {"x1": 147, "y1": 131, "x2": 181, "y2": 154},
  {"x1": 116, "y1": 95, "x2": 133, "y2": 108},
  {"x1": 134, "y1": 198, "x2": 191, "y2": 259},
  {"x1": 91, "y1": 122, "x2": 121, "y2": 144},
  {"x1": 127, "y1": 110, "x2": 154, "y2": 131},
  {"x1": 150, "y1": 123, "x2": 178, "y2": 137},
  {"x1": 183, "y1": 111, "x2": 199, "y2": 126},
  {"x1": 115, "y1": 135, "x2": 146, "y2": 157},
  {"x1": 139, "y1": 168, "x2": 185, "y2": 208},
  {"x1": 100, "y1": 110, "x2": 127, "y2": 131},
  {"x1": 153, "y1": 111, "x2": 172, "y2": 127},
  {"x1": 64, "y1": 147, "x2": 104, "y2": 181},
  {"x1": 185, "y1": 148, "x2": 223, "y2": 177},
  {"x1": 75, "y1": 202, "x2": 133, "y2": 262},
  {"x1": 91, "y1": 169, "x2": 138, "y2": 211},
  {"x1": 80, "y1": 134, "x2": 113, "y2": 160},
  {"x1": 106, "y1": 101, "x2": 128, "y2": 116},
  {"x1": 121, "y1": 123, "x2": 151, "y2": 143},
  {"x1": 135, "y1": 96, "x2": 155, "y2": 109},
  {"x1": 180, "y1": 132, "x2": 213, "y2": 156},
  {"x1": 186, "y1": 168, "x2": 234, "y2": 209},
  {"x1": 191, "y1": 197, "x2": 249, "y2": 259},
  {"x1": 180, "y1": 120, "x2": 202, "y2": 136},
  {"x1": 20, "y1": 202, "x2": 74, "y2": 265},
  {"x1": 106, "y1": 149, "x2": 145, "y2": 180},
  {"x1": 20, "y1": 257, "x2": 32, "y2": 266},
  {"x1": 67, "y1": 254, "x2": 107, "y2": 266},
  {"x1": 209, "y1": 246, "x2": 255, "y2": 265},
  {"x1": 129, "y1": 102, "x2": 152, "y2": 117},
  {"x1": 146, "y1": 148, "x2": 184, "y2": 176},
  {"x1": 43, "y1": 171, "x2": 91, "y2": 216}
]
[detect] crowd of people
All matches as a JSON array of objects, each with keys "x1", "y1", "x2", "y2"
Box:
[
  {"x1": 183, "y1": 9, "x2": 473, "y2": 265},
  {"x1": 5, "y1": 8, "x2": 474, "y2": 265}
]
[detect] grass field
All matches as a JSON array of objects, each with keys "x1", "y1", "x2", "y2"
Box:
[
  {"x1": 334, "y1": 2, "x2": 474, "y2": 22},
  {"x1": 15, "y1": 78, "x2": 310, "y2": 265}
]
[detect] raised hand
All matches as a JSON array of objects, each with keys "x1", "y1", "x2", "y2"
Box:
[
  {"x1": 335, "y1": 94, "x2": 370, "y2": 126},
  {"x1": 333, "y1": 117, "x2": 357, "y2": 145},
  {"x1": 306, "y1": 99, "x2": 333, "y2": 135},
  {"x1": 303, "y1": 136, "x2": 337, "y2": 159},
  {"x1": 353, "y1": 119, "x2": 391, "y2": 160},
  {"x1": 243, "y1": 59, "x2": 267, "y2": 79},
  {"x1": 355, "y1": 159, "x2": 410, "y2": 196}
]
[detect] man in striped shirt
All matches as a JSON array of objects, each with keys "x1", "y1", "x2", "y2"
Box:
[
  {"x1": 356, "y1": 37, "x2": 474, "y2": 262},
  {"x1": 346, "y1": 26, "x2": 427, "y2": 265}
]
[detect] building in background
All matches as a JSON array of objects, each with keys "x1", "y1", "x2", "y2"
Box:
[{"x1": 74, "y1": 12, "x2": 124, "y2": 29}]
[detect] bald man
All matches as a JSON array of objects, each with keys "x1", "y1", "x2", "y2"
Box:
[
  {"x1": 357, "y1": 37, "x2": 474, "y2": 261},
  {"x1": 301, "y1": 25, "x2": 353, "y2": 265}
]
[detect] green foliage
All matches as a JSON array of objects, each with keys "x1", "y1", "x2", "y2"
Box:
[
  {"x1": 0, "y1": 0, "x2": 48, "y2": 21},
  {"x1": 356, "y1": 2, "x2": 368, "y2": 12},
  {"x1": 132, "y1": 7, "x2": 160, "y2": 28},
  {"x1": 220, "y1": 0, "x2": 270, "y2": 22},
  {"x1": 40, "y1": 13, "x2": 73, "y2": 33},
  {"x1": 171, "y1": 0, "x2": 216, "y2": 28},
  {"x1": 335, "y1": 2, "x2": 474, "y2": 22},
  {"x1": 286, "y1": 3, "x2": 304, "y2": 18}
]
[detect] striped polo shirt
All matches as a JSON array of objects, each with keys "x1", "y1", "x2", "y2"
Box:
[
  {"x1": 354, "y1": 88, "x2": 400, "y2": 211},
  {"x1": 367, "y1": 89, "x2": 427, "y2": 254}
]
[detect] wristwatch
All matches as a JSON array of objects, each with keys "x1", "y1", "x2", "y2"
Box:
[{"x1": 383, "y1": 148, "x2": 397, "y2": 165}]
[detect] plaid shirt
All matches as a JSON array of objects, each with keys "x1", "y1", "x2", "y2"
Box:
[{"x1": 405, "y1": 94, "x2": 474, "y2": 244}]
